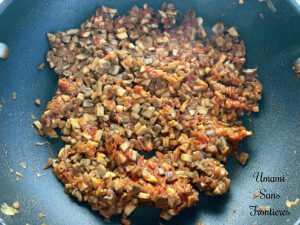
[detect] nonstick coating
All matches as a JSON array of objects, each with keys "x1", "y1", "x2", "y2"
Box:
[{"x1": 0, "y1": 0, "x2": 299, "y2": 225}]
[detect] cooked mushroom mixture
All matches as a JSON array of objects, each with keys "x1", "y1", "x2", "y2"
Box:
[{"x1": 37, "y1": 3, "x2": 263, "y2": 223}]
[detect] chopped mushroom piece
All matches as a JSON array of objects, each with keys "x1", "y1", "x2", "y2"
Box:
[
  {"x1": 15, "y1": 171, "x2": 24, "y2": 178},
  {"x1": 12, "y1": 92, "x2": 17, "y2": 100},
  {"x1": 116, "y1": 32, "x2": 128, "y2": 40},
  {"x1": 31, "y1": 114, "x2": 37, "y2": 120},
  {"x1": 212, "y1": 22, "x2": 224, "y2": 34},
  {"x1": 141, "y1": 106, "x2": 156, "y2": 119},
  {"x1": 253, "y1": 192, "x2": 260, "y2": 199},
  {"x1": 120, "y1": 141, "x2": 131, "y2": 151},
  {"x1": 228, "y1": 27, "x2": 239, "y2": 37},
  {"x1": 35, "y1": 98, "x2": 41, "y2": 106},
  {"x1": 33, "y1": 121, "x2": 42, "y2": 130},
  {"x1": 36, "y1": 141, "x2": 50, "y2": 146},
  {"x1": 38, "y1": 63, "x2": 45, "y2": 70},
  {"x1": 1, "y1": 203, "x2": 19, "y2": 216},
  {"x1": 180, "y1": 153, "x2": 193, "y2": 162},
  {"x1": 37, "y1": 173, "x2": 45, "y2": 177},
  {"x1": 236, "y1": 152, "x2": 249, "y2": 165},
  {"x1": 39, "y1": 213, "x2": 46, "y2": 218},
  {"x1": 12, "y1": 201, "x2": 20, "y2": 209},
  {"x1": 19, "y1": 163, "x2": 27, "y2": 169},
  {"x1": 142, "y1": 168, "x2": 158, "y2": 183},
  {"x1": 0, "y1": 43, "x2": 9, "y2": 59},
  {"x1": 286, "y1": 198, "x2": 299, "y2": 208},
  {"x1": 293, "y1": 58, "x2": 300, "y2": 76}
]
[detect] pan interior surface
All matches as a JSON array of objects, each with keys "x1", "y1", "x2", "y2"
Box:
[{"x1": 0, "y1": 0, "x2": 299, "y2": 225}]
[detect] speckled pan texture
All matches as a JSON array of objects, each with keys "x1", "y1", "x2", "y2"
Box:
[{"x1": 0, "y1": 1, "x2": 299, "y2": 225}]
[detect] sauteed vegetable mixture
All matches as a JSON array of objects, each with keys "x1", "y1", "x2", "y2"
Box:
[{"x1": 35, "y1": 3, "x2": 263, "y2": 224}]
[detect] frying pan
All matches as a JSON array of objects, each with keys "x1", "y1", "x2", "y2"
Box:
[{"x1": 0, "y1": 0, "x2": 299, "y2": 225}]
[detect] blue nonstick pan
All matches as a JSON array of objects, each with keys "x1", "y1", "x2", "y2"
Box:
[{"x1": 0, "y1": 0, "x2": 299, "y2": 225}]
